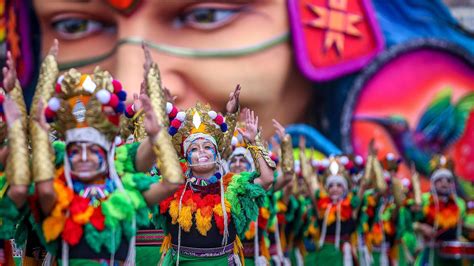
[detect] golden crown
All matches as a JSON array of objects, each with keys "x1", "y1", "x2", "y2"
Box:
[
  {"x1": 167, "y1": 102, "x2": 229, "y2": 156},
  {"x1": 44, "y1": 67, "x2": 127, "y2": 142}
]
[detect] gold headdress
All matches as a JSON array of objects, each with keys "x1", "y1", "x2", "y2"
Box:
[
  {"x1": 320, "y1": 156, "x2": 352, "y2": 191},
  {"x1": 429, "y1": 154, "x2": 455, "y2": 182},
  {"x1": 45, "y1": 67, "x2": 127, "y2": 146},
  {"x1": 168, "y1": 102, "x2": 230, "y2": 157}
]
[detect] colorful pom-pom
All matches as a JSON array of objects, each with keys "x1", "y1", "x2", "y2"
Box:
[
  {"x1": 220, "y1": 123, "x2": 228, "y2": 132},
  {"x1": 115, "y1": 102, "x2": 125, "y2": 113},
  {"x1": 55, "y1": 83, "x2": 62, "y2": 93},
  {"x1": 340, "y1": 156, "x2": 349, "y2": 165},
  {"x1": 108, "y1": 94, "x2": 119, "y2": 108},
  {"x1": 386, "y1": 153, "x2": 395, "y2": 161},
  {"x1": 112, "y1": 79, "x2": 122, "y2": 93},
  {"x1": 176, "y1": 112, "x2": 186, "y2": 122},
  {"x1": 321, "y1": 159, "x2": 330, "y2": 168},
  {"x1": 169, "y1": 107, "x2": 178, "y2": 119},
  {"x1": 44, "y1": 107, "x2": 56, "y2": 122},
  {"x1": 208, "y1": 111, "x2": 217, "y2": 119},
  {"x1": 166, "y1": 102, "x2": 173, "y2": 114},
  {"x1": 168, "y1": 127, "x2": 178, "y2": 136},
  {"x1": 215, "y1": 115, "x2": 224, "y2": 125},
  {"x1": 125, "y1": 105, "x2": 135, "y2": 118},
  {"x1": 96, "y1": 89, "x2": 111, "y2": 104},
  {"x1": 231, "y1": 137, "x2": 238, "y2": 146},
  {"x1": 48, "y1": 97, "x2": 61, "y2": 112},
  {"x1": 171, "y1": 119, "x2": 182, "y2": 128},
  {"x1": 117, "y1": 90, "x2": 127, "y2": 102}
]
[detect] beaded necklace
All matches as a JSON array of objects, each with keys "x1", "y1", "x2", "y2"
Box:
[{"x1": 72, "y1": 178, "x2": 116, "y2": 207}]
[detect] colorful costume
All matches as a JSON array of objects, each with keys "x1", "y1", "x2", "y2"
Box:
[
  {"x1": 414, "y1": 157, "x2": 466, "y2": 266},
  {"x1": 28, "y1": 62, "x2": 170, "y2": 265},
  {"x1": 0, "y1": 79, "x2": 30, "y2": 266},
  {"x1": 158, "y1": 101, "x2": 271, "y2": 265}
]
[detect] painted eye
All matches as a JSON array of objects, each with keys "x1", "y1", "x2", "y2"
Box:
[
  {"x1": 52, "y1": 18, "x2": 110, "y2": 40},
  {"x1": 176, "y1": 6, "x2": 243, "y2": 30}
]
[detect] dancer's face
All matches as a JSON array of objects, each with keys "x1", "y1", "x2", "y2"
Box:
[
  {"x1": 187, "y1": 138, "x2": 217, "y2": 175},
  {"x1": 34, "y1": 0, "x2": 314, "y2": 138},
  {"x1": 229, "y1": 154, "x2": 251, "y2": 173},
  {"x1": 434, "y1": 176, "x2": 454, "y2": 196},
  {"x1": 67, "y1": 142, "x2": 106, "y2": 182},
  {"x1": 327, "y1": 182, "x2": 345, "y2": 201}
]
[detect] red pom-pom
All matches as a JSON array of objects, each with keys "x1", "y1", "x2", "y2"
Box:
[
  {"x1": 108, "y1": 94, "x2": 119, "y2": 108},
  {"x1": 70, "y1": 195, "x2": 91, "y2": 216},
  {"x1": 62, "y1": 218, "x2": 83, "y2": 246},
  {"x1": 0, "y1": 94, "x2": 5, "y2": 104},
  {"x1": 214, "y1": 115, "x2": 224, "y2": 125},
  {"x1": 170, "y1": 119, "x2": 181, "y2": 128},
  {"x1": 44, "y1": 107, "x2": 56, "y2": 120},
  {"x1": 169, "y1": 106, "x2": 178, "y2": 119},
  {"x1": 112, "y1": 79, "x2": 122, "y2": 93},
  {"x1": 125, "y1": 104, "x2": 135, "y2": 118},
  {"x1": 90, "y1": 206, "x2": 105, "y2": 231},
  {"x1": 345, "y1": 161, "x2": 354, "y2": 170},
  {"x1": 55, "y1": 83, "x2": 62, "y2": 93}
]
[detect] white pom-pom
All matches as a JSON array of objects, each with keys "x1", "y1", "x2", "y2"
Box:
[
  {"x1": 47, "y1": 97, "x2": 61, "y2": 112},
  {"x1": 402, "y1": 178, "x2": 410, "y2": 187},
  {"x1": 231, "y1": 136, "x2": 238, "y2": 146},
  {"x1": 166, "y1": 102, "x2": 173, "y2": 114},
  {"x1": 311, "y1": 159, "x2": 319, "y2": 167},
  {"x1": 340, "y1": 156, "x2": 349, "y2": 165},
  {"x1": 321, "y1": 159, "x2": 330, "y2": 168},
  {"x1": 208, "y1": 110, "x2": 217, "y2": 119},
  {"x1": 176, "y1": 111, "x2": 186, "y2": 122},
  {"x1": 57, "y1": 75, "x2": 64, "y2": 85},
  {"x1": 96, "y1": 89, "x2": 111, "y2": 104},
  {"x1": 114, "y1": 136, "x2": 122, "y2": 146},
  {"x1": 386, "y1": 153, "x2": 395, "y2": 160},
  {"x1": 355, "y1": 155, "x2": 364, "y2": 165}
]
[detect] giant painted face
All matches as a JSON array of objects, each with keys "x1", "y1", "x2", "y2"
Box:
[{"x1": 34, "y1": 0, "x2": 314, "y2": 138}]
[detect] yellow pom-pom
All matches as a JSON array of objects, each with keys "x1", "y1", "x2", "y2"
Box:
[{"x1": 43, "y1": 216, "x2": 67, "y2": 242}]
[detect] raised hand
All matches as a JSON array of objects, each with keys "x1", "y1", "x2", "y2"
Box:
[
  {"x1": 164, "y1": 87, "x2": 177, "y2": 104},
  {"x1": 140, "y1": 94, "x2": 161, "y2": 142},
  {"x1": 2, "y1": 52, "x2": 17, "y2": 93},
  {"x1": 3, "y1": 97, "x2": 22, "y2": 126},
  {"x1": 237, "y1": 108, "x2": 258, "y2": 144},
  {"x1": 298, "y1": 135, "x2": 306, "y2": 152},
  {"x1": 226, "y1": 84, "x2": 241, "y2": 113},
  {"x1": 142, "y1": 43, "x2": 153, "y2": 77},
  {"x1": 272, "y1": 119, "x2": 286, "y2": 140},
  {"x1": 48, "y1": 39, "x2": 59, "y2": 57}
]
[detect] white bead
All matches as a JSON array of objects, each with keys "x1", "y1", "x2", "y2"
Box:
[
  {"x1": 166, "y1": 102, "x2": 173, "y2": 114},
  {"x1": 340, "y1": 156, "x2": 349, "y2": 165},
  {"x1": 386, "y1": 153, "x2": 395, "y2": 160},
  {"x1": 321, "y1": 159, "x2": 330, "y2": 168},
  {"x1": 47, "y1": 97, "x2": 61, "y2": 111},
  {"x1": 355, "y1": 155, "x2": 364, "y2": 165},
  {"x1": 96, "y1": 89, "x2": 111, "y2": 104},
  {"x1": 176, "y1": 111, "x2": 186, "y2": 121},
  {"x1": 57, "y1": 75, "x2": 64, "y2": 85},
  {"x1": 208, "y1": 110, "x2": 217, "y2": 119}
]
